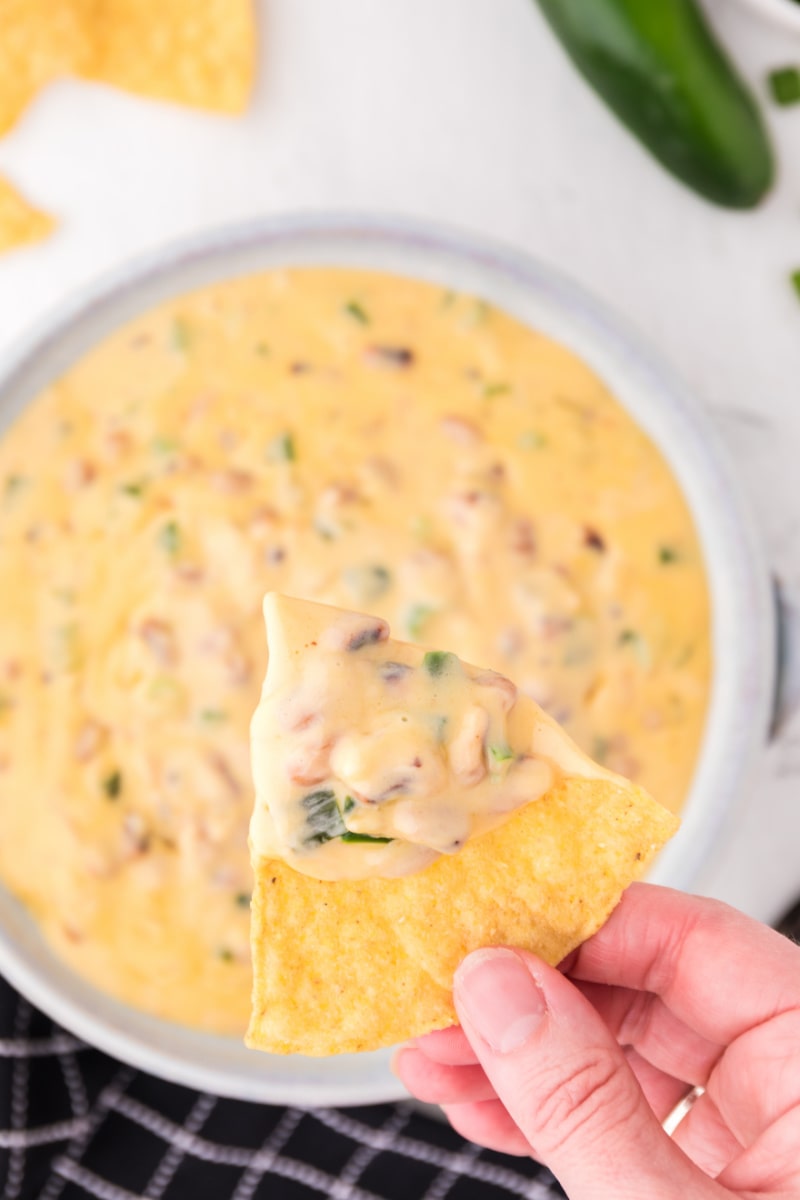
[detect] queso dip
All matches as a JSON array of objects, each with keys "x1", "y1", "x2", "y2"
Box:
[{"x1": 0, "y1": 268, "x2": 710, "y2": 1034}]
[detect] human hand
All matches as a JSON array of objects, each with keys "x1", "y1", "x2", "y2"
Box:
[{"x1": 394, "y1": 883, "x2": 800, "y2": 1198}]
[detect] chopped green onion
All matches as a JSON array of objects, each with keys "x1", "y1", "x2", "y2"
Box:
[
  {"x1": 102, "y1": 769, "x2": 122, "y2": 800},
  {"x1": 340, "y1": 832, "x2": 393, "y2": 844},
  {"x1": 151, "y1": 435, "x2": 179, "y2": 455},
  {"x1": 343, "y1": 300, "x2": 369, "y2": 325},
  {"x1": 488, "y1": 744, "x2": 514, "y2": 764},
  {"x1": 234, "y1": 892, "x2": 251, "y2": 909},
  {"x1": 618, "y1": 629, "x2": 651, "y2": 669},
  {"x1": 658, "y1": 545, "x2": 679, "y2": 565},
  {"x1": 199, "y1": 708, "x2": 227, "y2": 724},
  {"x1": 483, "y1": 382, "x2": 510, "y2": 399},
  {"x1": 517, "y1": 430, "x2": 547, "y2": 451},
  {"x1": 266, "y1": 431, "x2": 296, "y2": 462},
  {"x1": 3, "y1": 474, "x2": 27, "y2": 501},
  {"x1": 120, "y1": 480, "x2": 146, "y2": 498},
  {"x1": 422, "y1": 650, "x2": 457, "y2": 677},
  {"x1": 592, "y1": 736, "x2": 611, "y2": 765},
  {"x1": 158, "y1": 520, "x2": 181, "y2": 559},
  {"x1": 791, "y1": 270, "x2": 800, "y2": 302},
  {"x1": 343, "y1": 795, "x2": 357, "y2": 815},
  {"x1": 171, "y1": 317, "x2": 191, "y2": 351},
  {"x1": 406, "y1": 603, "x2": 435, "y2": 640},
  {"x1": 217, "y1": 947, "x2": 235, "y2": 963},
  {"x1": 300, "y1": 789, "x2": 346, "y2": 847},
  {"x1": 768, "y1": 66, "x2": 800, "y2": 106},
  {"x1": 342, "y1": 564, "x2": 392, "y2": 602}
]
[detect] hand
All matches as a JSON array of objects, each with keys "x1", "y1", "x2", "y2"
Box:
[{"x1": 394, "y1": 883, "x2": 800, "y2": 1199}]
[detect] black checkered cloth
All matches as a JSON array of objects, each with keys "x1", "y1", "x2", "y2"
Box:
[{"x1": 0, "y1": 975, "x2": 564, "y2": 1200}]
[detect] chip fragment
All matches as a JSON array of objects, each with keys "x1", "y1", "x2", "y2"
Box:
[{"x1": 0, "y1": 176, "x2": 54, "y2": 253}]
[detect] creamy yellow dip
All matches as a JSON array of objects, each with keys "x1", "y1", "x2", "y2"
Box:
[
  {"x1": 0, "y1": 268, "x2": 710, "y2": 1034},
  {"x1": 251, "y1": 594, "x2": 616, "y2": 882}
]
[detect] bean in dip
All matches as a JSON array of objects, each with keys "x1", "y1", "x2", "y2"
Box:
[
  {"x1": 0, "y1": 268, "x2": 710, "y2": 1035},
  {"x1": 246, "y1": 594, "x2": 679, "y2": 1055}
]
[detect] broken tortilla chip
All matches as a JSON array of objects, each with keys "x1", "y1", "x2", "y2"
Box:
[
  {"x1": 246, "y1": 596, "x2": 679, "y2": 1056},
  {"x1": 248, "y1": 776, "x2": 678, "y2": 1056},
  {"x1": 80, "y1": 0, "x2": 256, "y2": 113},
  {"x1": 0, "y1": 176, "x2": 54, "y2": 252}
]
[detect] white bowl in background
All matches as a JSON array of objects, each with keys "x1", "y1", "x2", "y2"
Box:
[
  {"x1": 729, "y1": 0, "x2": 800, "y2": 34},
  {"x1": 0, "y1": 215, "x2": 782, "y2": 1104}
]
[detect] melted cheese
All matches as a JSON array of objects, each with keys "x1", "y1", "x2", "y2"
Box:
[{"x1": 0, "y1": 268, "x2": 711, "y2": 1034}]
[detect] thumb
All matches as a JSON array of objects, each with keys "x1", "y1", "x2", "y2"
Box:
[{"x1": 453, "y1": 948, "x2": 720, "y2": 1200}]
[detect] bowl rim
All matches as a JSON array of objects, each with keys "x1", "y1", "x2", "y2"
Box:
[
  {"x1": 730, "y1": 0, "x2": 800, "y2": 33},
  {"x1": 0, "y1": 212, "x2": 775, "y2": 1104}
]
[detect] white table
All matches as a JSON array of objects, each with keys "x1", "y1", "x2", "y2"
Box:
[{"x1": 0, "y1": 0, "x2": 798, "y2": 924}]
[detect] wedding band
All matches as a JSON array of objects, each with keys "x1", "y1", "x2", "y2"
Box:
[{"x1": 662, "y1": 1085, "x2": 705, "y2": 1136}]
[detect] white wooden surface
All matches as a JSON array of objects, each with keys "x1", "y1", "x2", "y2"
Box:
[{"x1": 0, "y1": 0, "x2": 798, "y2": 923}]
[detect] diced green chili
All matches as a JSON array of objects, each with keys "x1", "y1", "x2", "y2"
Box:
[
  {"x1": 342, "y1": 564, "x2": 392, "y2": 602},
  {"x1": 423, "y1": 650, "x2": 457, "y2": 677},
  {"x1": 340, "y1": 832, "x2": 394, "y2": 844},
  {"x1": 768, "y1": 66, "x2": 800, "y2": 106},
  {"x1": 343, "y1": 300, "x2": 369, "y2": 325},
  {"x1": 592, "y1": 736, "x2": 611, "y2": 764},
  {"x1": 234, "y1": 892, "x2": 251, "y2": 909},
  {"x1": 151, "y1": 435, "x2": 179, "y2": 455},
  {"x1": 120, "y1": 480, "x2": 147, "y2": 498},
  {"x1": 517, "y1": 430, "x2": 547, "y2": 450},
  {"x1": 171, "y1": 317, "x2": 191, "y2": 352},
  {"x1": 3, "y1": 474, "x2": 27, "y2": 502},
  {"x1": 791, "y1": 270, "x2": 800, "y2": 302},
  {"x1": 266, "y1": 431, "x2": 296, "y2": 462},
  {"x1": 406, "y1": 603, "x2": 435, "y2": 640},
  {"x1": 217, "y1": 947, "x2": 235, "y2": 963},
  {"x1": 199, "y1": 708, "x2": 228, "y2": 724},
  {"x1": 488, "y1": 744, "x2": 514, "y2": 764},
  {"x1": 659, "y1": 545, "x2": 680, "y2": 564},
  {"x1": 102, "y1": 769, "x2": 122, "y2": 800},
  {"x1": 343, "y1": 795, "x2": 357, "y2": 814},
  {"x1": 301, "y1": 789, "x2": 346, "y2": 846},
  {"x1": 254, "y1": 341, "x2": 270, "y2": 357},
  {"x1": 483, "y1": 382, "x2": 511, "y2": 399},
  {"x1": 158, "y1": 520, "x2": 181, "y2": 559},
  {"x1": 618, "y1": 629, "x2": 651, "y2": 668}
]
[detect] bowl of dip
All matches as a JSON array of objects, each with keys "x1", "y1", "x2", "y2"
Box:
[{"x1": 0, "y1": 214, "x2": 782, "y2": 1104}]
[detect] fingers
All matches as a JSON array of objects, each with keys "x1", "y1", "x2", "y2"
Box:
[
  {"x1": 574, "y1": 979, "x2": 724, "y2": 1085},
  {"x1": 411, "y1": 1025, "x2": 478, "y2": 1066},
  {"x1": 453, "y1": 947, "x2": 720, "y2": 1199},
  {"x1": 393, "y1": 1047, "x2": 497, "y2": 1105},
  {"x1": 441, "y1": 1100, "x2": 532, "y2": 1157},
  {"x1": 717, "y1": 1103, "x2": 800, "y2": 1192},
  {"x1": 571, "y1": 883, "x2": 800, "y2": 1046}
]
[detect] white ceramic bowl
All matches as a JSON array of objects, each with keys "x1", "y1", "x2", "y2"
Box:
[{"x1": 0, "y1": 215, "x2": 779, "y2": 1105}]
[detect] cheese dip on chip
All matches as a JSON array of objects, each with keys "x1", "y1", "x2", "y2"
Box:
[{"x1": 0, "y1": 268, "x2": 710, "y2": 1034}]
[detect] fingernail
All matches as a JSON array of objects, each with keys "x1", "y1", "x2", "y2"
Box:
[{"x1": 455, "y1": 949, "x2": 546, "y2": 1055}]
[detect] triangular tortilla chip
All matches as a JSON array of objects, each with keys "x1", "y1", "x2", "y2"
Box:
[{"x1": 247, "y1": 595, "x2": 678, "y2": 1055}]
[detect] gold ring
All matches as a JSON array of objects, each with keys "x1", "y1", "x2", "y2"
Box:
[{"x1": 662, "y1": 1085, "x2": 705, "y2": 1136}]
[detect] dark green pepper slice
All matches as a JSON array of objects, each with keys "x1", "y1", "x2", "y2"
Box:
[{"x1": 533, "y1": 0, "x2": 774, "y2": 209}]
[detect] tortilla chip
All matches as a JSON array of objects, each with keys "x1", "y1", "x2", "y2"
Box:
[
  {"x1": 247, "y1": 774, "x2": 678, "y2": 1056},
  {"x1": 0, "y1": 0, "x2": 93, "y2": 136},
  {"x1": 0, "y1": 176, "x2": 54, "y2": 252},
  {"x1": 83, "y1": 0, "x2": 256, "y2": 113}
]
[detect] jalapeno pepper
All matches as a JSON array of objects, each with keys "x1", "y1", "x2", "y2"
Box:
[{"x1": 534, "y1": 0, "x2": 775, "y2": 209}]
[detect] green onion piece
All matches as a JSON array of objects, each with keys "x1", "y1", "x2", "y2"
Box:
[
  {"x1": 199, "y1": 708, "x2": 227, "y2": 724},
  {"x1": 217, "y1": 947, "x2": 235, "y2": 963},
  {"x1": 254, "y1": 342, "x2": 270, "y2": 357},
  {"x1": 301, "y1": 789, "x2": 346, "y2": 846},
  {"x1": 517, "y1": 430, "x2": 547, "y2": 450},
  {"x1": 120, "y1": 480, "x2": 146, "y2": 498},
  {"x1": 768, "y1": 66, "x2": 800, "y2": 106},
  {"x1": 342, "y1": 564, "x2": 392, "y2": 602},
  {"x1": 102, "y1": 770, "x2": 122, "y2": 800},
  {"x1": 488, "y1": 744, "x2": 514, "y2": 764},
  {"x1": 171, "y1": 317, "x2": 191, "y2": 351},
  {"x1": 343, "y1": 795, "x2": 357, "y2": 815},
  {"x1": 791, "y1": 270, "x2": 800, "y2": 301},
  {"x1": 266, "y1": 431, "x2": 296, "y2": 462},
  {"x1": 158, "y1": 520, "x2": 181, "y2": 559},
  {"x1": 234, "y1": 892, "x2": 251, "y2": 909},
  {"x1": 422, "y1": 650, "x2": 457, "y2": 677},
  {"x1": 618, "y1": 629, "x2": 651, "y2": 669},
  {"x1": 343, "y1": 300, "x2": 369, "y2": 325},
  {"x1": 483, "y1": 382, "x2": 510, "y2": 399},
  {"x1": 406, "y1": 603, "x2": 435, "y2": 640},
  {"x1": 592, "y1": 736, "x2": 611, "y2": 764},
  {"x1": 151, "y1": 435, "x2": 179, "y2": 455},
  {"x1": 340, "y1": 832, "x2": 394, "y2": 844},
  {"x1": 659, "y1": 545, "x2": 679, "y2": 565},
  {"x1": 3, "y1": 474, "x2": 27, "y2": 501}
]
